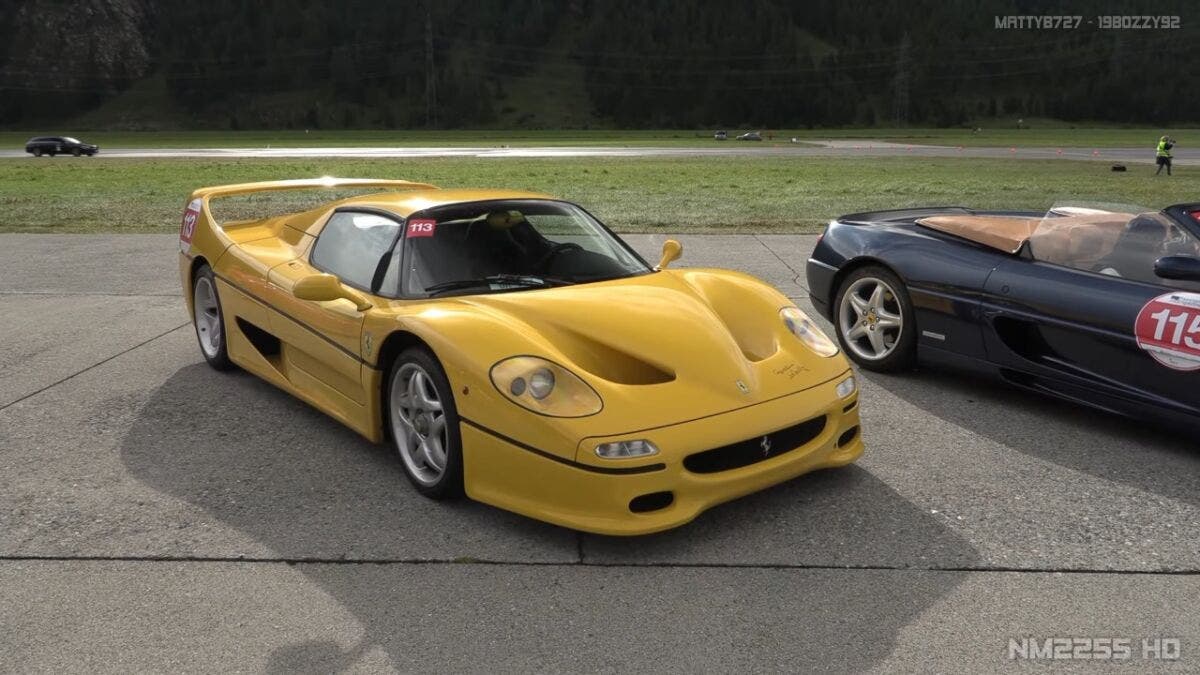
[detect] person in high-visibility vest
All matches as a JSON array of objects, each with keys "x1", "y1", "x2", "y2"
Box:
[{"x1": 1155, "y1": 135, "x2": 1175, "y2": 176}]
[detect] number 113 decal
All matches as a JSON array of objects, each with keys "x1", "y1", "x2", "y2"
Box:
[{"x1": 407, "y1": 219, "x2": 436, "y2": 238}]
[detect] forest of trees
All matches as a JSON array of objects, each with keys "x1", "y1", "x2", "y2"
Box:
[{"x1": 2, "y1": 0, "x2": 1198, "y2": 128}]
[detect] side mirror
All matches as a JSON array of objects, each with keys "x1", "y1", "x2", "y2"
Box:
[
  {"x1": 1154, "y1": 255, "x2": 1200, "y2": 282},
  {"x1": 657, "y1": 239, "x2": 683, "y2": 270},
  {"x1": 293, "y1": 273, "x2": 372, "y2": 310}
]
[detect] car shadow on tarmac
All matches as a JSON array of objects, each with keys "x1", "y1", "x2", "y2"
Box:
[
  {"x1": 119, "y1": 364, "x2": 573, "y2": 559},
  {"x1": 120, "y1": 364, "x2": 981, "y2": 672},
  {"x1": 862, "y1": 365, "x2": 1200, "y2": 508}
]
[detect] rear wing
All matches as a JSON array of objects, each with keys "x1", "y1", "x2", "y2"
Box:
[
  {"x1": 179, "y1": 177, "x2": 437, "y2": 255},
  {"x1": 189, "y1": 177, "x2": 438, "y2": 201}
]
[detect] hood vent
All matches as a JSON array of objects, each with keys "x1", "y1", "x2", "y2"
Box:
[
  {"x1": 678, "y1": 272, "x2": 779, "y2": 363},
  {"x1": 549, "y1": 326, "x2": 675, "y2": 385}
]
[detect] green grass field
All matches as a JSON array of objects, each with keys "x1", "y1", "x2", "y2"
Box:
[
  {"x1": 1, "y1": 155, "x2": 1197, "y2": 234},
  {"x1": 0, "y1": 126, "x2": 1194, "y2": 150}
]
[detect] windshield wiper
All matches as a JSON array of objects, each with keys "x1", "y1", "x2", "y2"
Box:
[{"x1": 424, "y1": 274, "x2": 573, "y2": 296}]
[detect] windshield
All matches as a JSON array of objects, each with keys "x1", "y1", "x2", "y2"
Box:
[
  {"x1": 1029, "y1": 201, "x2": 1200, "y2": 289},
  {"x1": 395, "y1": 200, "x2": 650, "y2": 297},
  {"x1": 62, "y1": 137, "x2": 80, "y2": 143}
]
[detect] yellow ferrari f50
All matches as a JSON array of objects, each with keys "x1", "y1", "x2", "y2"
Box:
[{"x1": 179, "y1": 178, "x2": 864, "y2": 534}]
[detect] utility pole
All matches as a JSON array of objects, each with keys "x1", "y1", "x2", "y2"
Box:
[
  {"x1": 1111, "y1": 32, "x2": 1124, "y2": 80},
  {"x1": 425, "y1": 3, "x2": 437, "y2": 127},
  {"x1": 892, "y1": 33, "x2": 911, "y2": 127}
]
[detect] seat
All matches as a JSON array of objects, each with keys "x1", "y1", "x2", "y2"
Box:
[
  {"x1": 1028, "y1": 216, "x2": 1128, "y2": 269},
  {"x1": 1092, "y1": 216, "x2": 1169, "y2": 283},
  {"x1": 406, "y1": 226, "x2": 479, "y2": 291}
]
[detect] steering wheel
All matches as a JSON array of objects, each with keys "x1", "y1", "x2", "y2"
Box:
[{"x1": 534, "y1": 242, "x2": 583, "y2": 273}]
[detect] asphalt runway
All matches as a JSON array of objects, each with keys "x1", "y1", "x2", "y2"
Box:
[
  {"x1": 2, "y1": 233, "x2": 1198, "y2": 671},
  {"x1": 2, "y1": 141, "x2": 1198, "y2": 165}
]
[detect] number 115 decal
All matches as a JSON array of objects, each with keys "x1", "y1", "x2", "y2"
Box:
[{"x1": 1135, "y1": 292, "x2": 1200, "y2": 371}]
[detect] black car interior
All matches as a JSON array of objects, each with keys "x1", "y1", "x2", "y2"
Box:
[{"x1": 400, "y1": 203, "x2": 643, "y2": 296}]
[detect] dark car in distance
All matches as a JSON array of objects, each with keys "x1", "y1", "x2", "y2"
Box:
[
  {"x1": 25, "y1": 136, "x2": 99, "y2": 157},
  {"x1": 806, "y1": 202, "x2": 1200, "y2": 433}
]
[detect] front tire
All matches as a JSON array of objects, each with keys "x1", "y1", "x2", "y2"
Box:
[
  {"x1": 71, "y1": 148, "x2": 81, "y2": 157},
  {"x1": 32, "y1": 148, "x2": 42, "y2": 157},
  {"x1": 387, "y1": 347, "x2": 465, "y2": 499},
  {"x1": 834, "y1": 265, "x2": 917, "y2": 372},
  {"x1": 192, "y1": 265, "x2": 233, "y2": 370}
]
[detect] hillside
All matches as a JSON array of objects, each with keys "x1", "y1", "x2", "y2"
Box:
[{"x1": 2, "y1": 0, "x2": 1197, "y2": 129}]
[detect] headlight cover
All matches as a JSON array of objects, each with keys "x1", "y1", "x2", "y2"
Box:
[
  {"x1": 781, "y1": 307, "x2": 839, "y2": 357},
  {"x1": 595, "y1": 439, "x2": 659, "y2": 459},
  {"x1": 490, "y1": 356, "x2": 603, "y2": 417},
  {"x1": 836, "y1": 376, "x2": 857, "y2": 399}
]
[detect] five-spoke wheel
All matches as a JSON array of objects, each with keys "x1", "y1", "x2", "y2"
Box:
[
  {"x1": 834, "y1": 266, "x2": 916, "y2": 371},
  {"x1": 388, "y1": 348, "x2": 464, "y2": 498},
  {"x1": 192, "y1": 264, "x2": 233, "y2": 370}
]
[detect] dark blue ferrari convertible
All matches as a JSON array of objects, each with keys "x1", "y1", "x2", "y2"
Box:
[{"x1": 806, "y1": 202, "x2": 1200, "y2": 432}]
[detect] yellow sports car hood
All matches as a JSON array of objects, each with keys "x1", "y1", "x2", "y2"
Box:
[{"x1": 443, "y1": 268, "x2": 850, "y2": 434}]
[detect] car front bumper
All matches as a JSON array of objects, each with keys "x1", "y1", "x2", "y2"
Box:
[
  {"x1": 806, "y1": 257, "x2": 839, "y2": 322},
  {"x1": 460, "y1": 372, "x2": 864, "y2": 535}
]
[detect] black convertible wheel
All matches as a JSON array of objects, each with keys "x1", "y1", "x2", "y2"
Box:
[
  {"x1": 387, "y1": 347, "x2": 464, "y2": 499},
  {"x1": 834, "y1": 266, "x2": 917, "y2": 372}
]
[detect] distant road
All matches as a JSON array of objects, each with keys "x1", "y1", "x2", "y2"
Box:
[{"x1": 2, "y1": 141, "x2": 1196, "y2": 164}]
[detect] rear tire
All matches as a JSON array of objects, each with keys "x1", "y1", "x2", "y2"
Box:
[
  {"x1": 833, "y1": 265, "x2": 917, "y2": 372},
  {"x1": 386, "y1": 347, "x2": 464, "y2": 499},
  {"x1": 192, "y1": 265, "x2": 233, "y2": 371},
  {"x1": 32, "y1": 148, "x2": 42, "y2": 157},
  {"x1": 71, "y1": 148, "x2": 81, "y2": 157}
]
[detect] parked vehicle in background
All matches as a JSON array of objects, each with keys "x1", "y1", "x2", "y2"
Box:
[
  {"x1": 736, "y1": 131, "x2": 763, "y2": 141},
  {"x1": 713, "y1": 130, "x2": 728, "y2": 140},
  {"x1": 25, "y1": 136, "x2": 99, "y2": 157}
]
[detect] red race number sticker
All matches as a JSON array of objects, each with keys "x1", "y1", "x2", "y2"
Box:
[
  {"x1": 1134, "y1": 291, "x2": 1200, "y2": 371},
  {"x1": 179, "y1": 198, "x2": 202, "y2": 253},
  {"x1": 407, "y1": 219, "x2": 436, "y2": 238}
]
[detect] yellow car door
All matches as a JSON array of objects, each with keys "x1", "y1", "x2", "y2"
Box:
[{"x1": 264, "y1": 209, "x2": 403, "y2": 411}]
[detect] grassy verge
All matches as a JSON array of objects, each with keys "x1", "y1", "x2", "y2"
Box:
[
  {"x1": 2, "y1": 156, "x2": 1198, "y2": 234},
  {"x1": 1, "y1": 127, "x2": 1195, "y2": 149}
]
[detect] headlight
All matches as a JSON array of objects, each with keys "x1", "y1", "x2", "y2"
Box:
[
  {"x1": 781, "y1": 307, "x2": 839, "y2": 357},
  {"x1": 595, "y1": 439, "x2": 659, "y2": 459},
  {"x1": 490, "y1": 356, "x2": 602, "y2": 417},
  {"x1": 529, "y1": 368, "x2": 555, "y2": 400}
]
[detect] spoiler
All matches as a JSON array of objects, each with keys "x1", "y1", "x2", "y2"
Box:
[
  {"x1": 189, "y1": 177, "x2": 438, "y2": 200},
  {"x1": 178, "y1": 178, "x2": 439, "y2": 253}
]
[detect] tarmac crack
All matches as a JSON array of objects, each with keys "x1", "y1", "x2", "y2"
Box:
[
  {"x1": 753, "y1": 234, "x2": 806, "y2": 290},
  {"x1": 0, "y1": 322, "x2": 189, "y2": 412},
  {"x1": 1, "y1": 554, "x2": 1196, "y2": 577}
]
